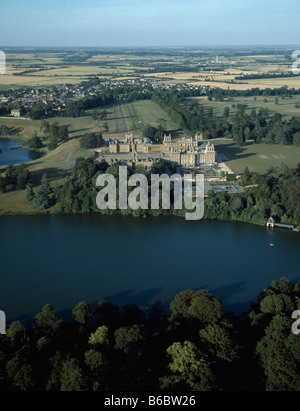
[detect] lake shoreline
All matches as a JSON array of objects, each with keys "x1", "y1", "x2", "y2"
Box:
[{"x1": 0, "y1": 208, "x2": 273, "y2": 229}]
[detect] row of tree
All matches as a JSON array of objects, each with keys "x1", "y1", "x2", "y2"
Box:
[
  {"x1": 151, "y1": 90, "x2": 300, "y2": 145},
  {"x1": 27, "y1": 156, "x2": 299, "y2": 229},
  {"x1": 0, "y1": 277, "x2": 299, "y2": 391},
  {"x1": 205, "y1": 163, "x2": 300, "y2": 227}
]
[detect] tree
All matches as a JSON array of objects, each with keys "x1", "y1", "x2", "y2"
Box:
[
  {"x1": 30, "y1": 105, "x2": 45, "y2": 120},
  {"x1": 6, "y1": 321, "x2": 26, "y2": 347},
  {"x1": 164, "y1": 341, "x2": 216, "y2": 391},
  {"x1": 6, "y1": 355, "x2": 34, "y2": 391},
  {"x1": 236, "y1": 127, "x2": 245, "y2": 146},
  {"x1": 65, "y1": 101, "x2": 84, "y2": 117},
  {"x1": 114, "y1": 325, "x2": 146, "y2": 355},
  {"x1": 256, "y1": 314, "x2": 300, "y2": 391},
  {"x1": 72, "y1": 301, "x2": 91, "y2": 327},
  {"x1": 170, "y1": 290, "x2": 223, "y2": 325},
  {"x1": 27, "y1": 131, "x2": 43, "y2": 149},
  {"x1": 41, "y1": 120, "x2": 50, "y2": 135},
  {"x1": 230, "y1": 196, "x2": 244, "y2": 213},
  {"x1": 60, "y1": 358, "x2": 87, "y2": 391},
  {"x1": 260, "y1": 294, "x2": 294, "y2": 315},
  {"x1": 58, "y1": 125, "x2": 69, "y2": 143},
  {"x1": 48, "y1": 136, "x2": 59, "y2": 150},
  {"x1": 89, "y1": 326, "x2": 109, "y2": 347},
  {"x1": 41, "y1": 173, "x2": 52, "y2": 195},
  {"x1": 244, "y1": 127, "x2": 251, "y2": 141},
  {"x1": 242, "y1": 166, "x2": 251, "y2": 185},
  {"x1": 84, "y1": 350, "x2": 108, "y2": 374},
  {"x1": 32, "y1": 187, "x2": 50, "y2": 209},
  {"x1": 80, "y1": 132, "x2": 103, "y2": 149},
  {"x1": 223, "y1": 106, "x2": 230, "y2": 119},
  {"x1": 35, "y1": 304, "x2": 63, "y2": 336},
  {"x1": 102, "y1": 122, "x2": 109, "y2": 133},
  {"x1": 0, "y1": 124, "x2": 11, "y2": 136},
  {"x1": 199, "y1": 324, "x2": 238, "y2": 363},
  {"x1": 293, "y1": 132, "x2": 300, "y2": 145},
  {"x1": 15, "y1": 164, "x2": 30, "y2": 189}
]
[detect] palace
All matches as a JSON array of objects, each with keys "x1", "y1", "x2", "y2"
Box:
[{"x1": 106, "y1": 133, "x2": 216, "y2": 167}]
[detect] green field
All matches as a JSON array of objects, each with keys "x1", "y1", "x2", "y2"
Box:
[
  {"x1": 213, "y1": 139, "x2": 300, "y2": 173},
  {"x1": 86, "y1": 99, "x2": 180, "y2": 138},
  {"x1": 0, "y1": 98, "x2": 180, "y2": 214},
  {"x1": 123, "y1": 100, "x2": 179, "y2": 133},
  {"x1": 189, "y1": 95, "x2": 300, "y2": 120}
]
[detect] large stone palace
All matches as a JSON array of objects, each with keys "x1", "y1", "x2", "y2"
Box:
[{"x1": 107, "y1": 133, "x2": 216, "y2": 167}]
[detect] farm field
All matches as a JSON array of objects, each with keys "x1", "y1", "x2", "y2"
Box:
[
  {"x1": 0, "y1": 47, "x2": 298, "y2": 90},
  {"x1": 212, "y1": 139, "x2": 300, "y2": 173}
]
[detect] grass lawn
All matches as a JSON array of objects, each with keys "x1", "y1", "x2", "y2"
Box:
[
  {"x1": 0, "y1": 114, "x2": 98, "y2": 214},
  {"x1": 189, "y1": 95, "x2": 300, "y2": 120},
  {"x1": 212, "y1": 139, "x2": 300, "y2": 173},
  {"x1": 129, "y1": 100, "x2": 179, "y2": 131},
  {"x1": 93, "y1": 99, "x2": 180, "y2": 139}
]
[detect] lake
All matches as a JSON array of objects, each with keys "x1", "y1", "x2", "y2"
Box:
[
  {"x1": 0, "y1": 138, "x2": 42, "y2": 166},
  {"x1": 0, "y1": 214, "x2": 299, "y2": 323}
]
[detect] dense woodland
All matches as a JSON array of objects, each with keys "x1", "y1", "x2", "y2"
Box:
[
  {"x1": 152, "y1": 90, "x2": 300, "y2": 145},
  {"x1": 21, "y1": 158, "x2": 300, "y2": 228},
  {"x1": 0, "y1": 277, "x2": 299, "y2": 391}
]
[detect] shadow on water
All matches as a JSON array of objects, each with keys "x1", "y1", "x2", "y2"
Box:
[
  {"x1": 7, "y1": 276, "x2": 297, "y2": 328},
  {"x1": 8, "y1": 287, "x2": 163, "y2": 328},
  {"x1": 210, "y1": 281, "x2": 247, "y2": 303},
  {"x1": 105, "y1": 287, "x2": 163, "y2": 307}
]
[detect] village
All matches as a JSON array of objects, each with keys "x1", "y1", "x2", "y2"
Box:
[{"x1": 0, "y1": 77, "x2": 207, "y2": 118}]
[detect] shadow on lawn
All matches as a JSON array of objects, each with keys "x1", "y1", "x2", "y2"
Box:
[{"x1": 215, "y1": 142, "x2": 255, "y2": 161}]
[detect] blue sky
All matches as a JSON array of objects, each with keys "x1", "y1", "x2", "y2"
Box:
[{"x1": 1, "y1": 0, "x2": 300, "y2": 47}]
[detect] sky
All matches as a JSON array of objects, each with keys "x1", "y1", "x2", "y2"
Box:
[{"x1": 1, "y1": 0, "x2": 300, "y2": 47}]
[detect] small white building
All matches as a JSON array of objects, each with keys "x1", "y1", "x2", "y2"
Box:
[{"x1": 11, "y1": 108, "x2": 21, "y2": 117}]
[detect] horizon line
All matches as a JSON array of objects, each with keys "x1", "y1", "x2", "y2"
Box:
[{"x1": 1, "y1": 44, "x2": 300, "y2": 49}]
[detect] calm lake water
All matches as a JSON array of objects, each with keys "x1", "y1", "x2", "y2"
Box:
[
  {"x1": 0, "y1": 214, "x2": 299, "y2": 322},
  {"x1": 0, "y1": 138, "x2": 42, "y2": 166}
]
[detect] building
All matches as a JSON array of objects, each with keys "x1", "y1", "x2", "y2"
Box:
[
  {"x1": 107, "y1": 133, "x2": 216, "y2": 167},
  {"x1": 109, "y1": 133, "x2": 162, "y2": 155},
  {"x1": 10, "y1": 108, "x2": 21, "y2": 117}
]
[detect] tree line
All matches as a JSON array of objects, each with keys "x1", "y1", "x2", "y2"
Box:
[
  {"x1": 151, "y1": 90, "x2": 300, "y2": 145},
  {"x1": 22, "y1": 157, "x2": 300, "y2": 230},
  {"x1": 0, "y1": 277, "x2": 299, "y2": 391}
]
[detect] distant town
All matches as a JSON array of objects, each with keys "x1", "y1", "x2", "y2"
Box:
[{"x1": 0, "y1": 78, "x2": 207, "y2": 119}]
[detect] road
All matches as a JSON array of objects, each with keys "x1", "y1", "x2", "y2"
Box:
[
  {"x1": 118, "y1": 100, "x2": 128, "y2": 133},
  {"x1": 24, "y1": 146, "x2": 80, "y2": 171}
]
